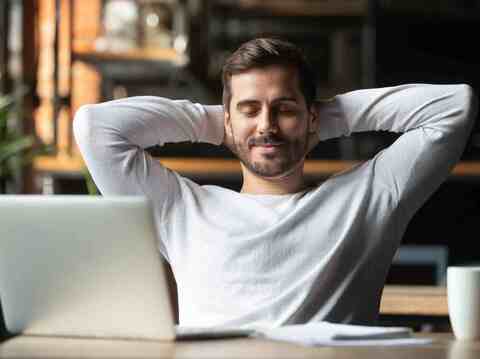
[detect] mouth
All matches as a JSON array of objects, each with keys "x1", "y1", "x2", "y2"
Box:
[
  {"x1": 259, "y1": 143, "x2": 283, "y2": 147},
  {"x1": 247, "y1": 136, "x2": 285, "y2": 149},
  {"x1": 252, "y1": 143, "x2": 285, "y2": 154},
  {"x1": 249, "y1": 140, "x2": 286, "y2": 149}
]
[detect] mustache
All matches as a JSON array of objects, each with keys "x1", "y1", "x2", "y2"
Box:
[{"x1": 248, "y1": 135, "x2": 286, "y2": 147}]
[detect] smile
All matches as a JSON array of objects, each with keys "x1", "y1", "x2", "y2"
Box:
[
  {"x1": 249, "y1": 141, "x2": 285, "y2": 148},
  {"x1": 253, "y1": 144, "x2": 285, "y2": 153},
  {"x1": 260, "y1": 143, "x2": 283, "y2": 147}
]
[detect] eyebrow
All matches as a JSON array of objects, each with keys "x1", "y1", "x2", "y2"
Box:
[
  {"x1": 236, "y1": 97, "x2": 298, "y2": 110},
  {"x1": 272, "y1": 97, "x2": 298, "y2": 105},
  {"x1": 236, "y1": 100, "x2": 260, "y2": 110}
]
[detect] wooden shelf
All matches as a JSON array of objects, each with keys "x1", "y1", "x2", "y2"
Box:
[
  {"x1": 33, "y1": 155, "x2": 355, "y2": 178},
  {"x1": 34, "y1": 156, "x2": 480, "y2": 179},
  {"x1": 34, "y1": 155, "x2": 85, "y2": 175},
  {"x1": 235, "y1": 0, "x2": 368, "y2": 17},
  {"x1": 450, "y1": 161, "x2": 480, "y2": 177},
  {"x1": 380, "y1": 285, "x2": 448, "y2": 316},
  {"x1": 73, "y1": 46, "x2": 184, "y2": 64}
]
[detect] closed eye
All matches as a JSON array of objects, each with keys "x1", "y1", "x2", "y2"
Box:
[
  {"x1": 276, "y1": 105, "x2": 297, "y2": 115},
  {"x1": 239, "y1": 107, "x2": 260, "y2": 117}
]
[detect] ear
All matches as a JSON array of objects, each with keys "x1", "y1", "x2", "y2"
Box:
[
  {"x1": 224, "y1": 110, "x2": 232, "y2": 137},
  {"x1": 308, "y1": 104, "x2": 319, "y2": 134},
  {"x1": 223, "y1": 110, "x2": 237, "y2": 153}
]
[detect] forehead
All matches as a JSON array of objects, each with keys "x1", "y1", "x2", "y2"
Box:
[{"x1": 230, "y1": 65, "x2": 303, "y2": 104}]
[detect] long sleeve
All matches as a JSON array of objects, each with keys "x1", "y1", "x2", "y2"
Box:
[
  {"x1": 317, "y1": 83, "x2": 477, "y2": 215},
  {"x1": 73, "y1": 96, "x2": 224, "y2": 219}
]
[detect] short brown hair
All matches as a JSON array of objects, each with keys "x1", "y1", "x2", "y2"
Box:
[{"x1": 222, "y1": 38, "x2": 316, "y2": 112}]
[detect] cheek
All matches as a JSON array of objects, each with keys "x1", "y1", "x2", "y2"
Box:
[
  {"x1": 231, "y1": 121, "x2": 254, "y2": 141},
  {"x1": 279, "y1": 118, "x2": 308, "y2": 138}
]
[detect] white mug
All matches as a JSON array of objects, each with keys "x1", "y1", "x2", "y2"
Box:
[{"x1": 447, "y1": 266, "x2": 480, "y2": 340}]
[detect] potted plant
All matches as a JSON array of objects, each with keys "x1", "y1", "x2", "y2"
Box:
[{"x1": 0, "y1": 93, "x2": 50, "y2": 193}]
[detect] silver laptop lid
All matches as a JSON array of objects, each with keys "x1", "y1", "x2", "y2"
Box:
[{"x1": 0, "y1": 195, "x2": 175, "y2": 340}]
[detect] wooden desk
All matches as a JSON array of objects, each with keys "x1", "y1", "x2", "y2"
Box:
[{"x1": 1, "y1": 333, "x2": 478, "y2": 359}]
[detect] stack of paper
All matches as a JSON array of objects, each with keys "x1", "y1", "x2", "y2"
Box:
[{"x1": 253, "y1": 322, "x2": 433, "y2": 347}]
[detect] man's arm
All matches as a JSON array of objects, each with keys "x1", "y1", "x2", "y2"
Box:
[
  {"x1": 73, "y1": 96, "x2": 224, "y2": 218},
  {"x1": 316, "y1": 83, "x2": 477, "y2": 216}
]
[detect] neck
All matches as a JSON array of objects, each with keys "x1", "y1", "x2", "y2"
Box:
[{"x1": 240, "y1": 162, "x2": 308, "y2": 195}]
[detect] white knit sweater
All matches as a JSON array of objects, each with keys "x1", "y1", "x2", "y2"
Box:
[{"x1": 74, "y1": 84, "x2": 475, "y2": 327}]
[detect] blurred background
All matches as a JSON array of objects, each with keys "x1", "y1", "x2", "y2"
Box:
[{"x1": 1, "y1": 0, "x2": 480, "y2": 286}]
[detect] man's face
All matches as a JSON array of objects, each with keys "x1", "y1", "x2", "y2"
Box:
[{"x1": 225, "y1": 65, "x2": 316, "y2": 179}]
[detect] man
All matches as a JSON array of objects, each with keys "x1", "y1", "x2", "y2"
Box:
[{"x1": 74, "y1": 38, "x2": 476, "y2": 328}]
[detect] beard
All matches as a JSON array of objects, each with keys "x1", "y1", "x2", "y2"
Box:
[{"x1": 230, "y1": 130, "x2": 309, "y2": 178}]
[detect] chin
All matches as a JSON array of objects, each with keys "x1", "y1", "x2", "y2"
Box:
[
  {"x1": 248, "y1": 159, "x2": 304, "y2": 180},
  {"x1": 265, "y1": 166, "x2": 301, "y2": 180}
]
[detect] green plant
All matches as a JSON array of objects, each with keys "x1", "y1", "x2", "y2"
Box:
[
  {"x1": 0, "y1": 93, "x2": 50, "y2": 193},
  {"x1": 82, "y1": 166, "x2": 99, "y2": 195}
]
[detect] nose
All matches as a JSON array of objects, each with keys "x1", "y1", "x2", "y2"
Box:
[{"x1": 257, "y1": 108, "x2": 277, "y2": 134}]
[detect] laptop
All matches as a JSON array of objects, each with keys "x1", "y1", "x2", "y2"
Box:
[{"x1": 0, "y1": 196, "x2": 253, "y2": 340}]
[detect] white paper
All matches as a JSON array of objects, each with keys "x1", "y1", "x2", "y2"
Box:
[
  {"x1": 297, "y1": 338, "x2": 433, "y2": 347},
  {"x1": 253, "y1": 321, "x2": 433, "y2": 347}
]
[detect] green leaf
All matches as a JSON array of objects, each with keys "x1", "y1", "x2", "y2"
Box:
[
  {"x1": 82, "y1": 166, "x2": 99, "y2": 195},
  {"x1": 0, "y1": 87, "x2": 27, "y2": 110},
  {"x1": 0, "y1": 109, "x2": 8, "y2": 128},
  {"x1": 0, "y1": 107, "x2": 7, "y2": 131},
  {"x1": 0, "y1": 95, "x2": 15, "y2": 134},
  {"x1": 0, "y1": 136, "x2": 35, "y2": 164},
  {"x1": 15, "y1": 144, "x2": 53, "y2": 167},
  {"x1": 0, "y1": 94, "x2": 14, "y2": 110},
  {"x1": 0, "y1": 90, "x2": 27, "y2": 131}
]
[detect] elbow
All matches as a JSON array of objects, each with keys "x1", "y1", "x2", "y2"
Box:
[
  {"x1": 456, "y1": 84, "x2": 478, "y2": 128},
  {"x1": 73, "y1": 104, "x2": 99, "y2": 151}
]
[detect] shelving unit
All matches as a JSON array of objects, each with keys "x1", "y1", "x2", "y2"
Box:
[
  {"x1": 32, "y1": 0, "x2": 376, "y2": 185},
  {"x1": 32, "y1": 0, "x2": 480, "y2": 186}
]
